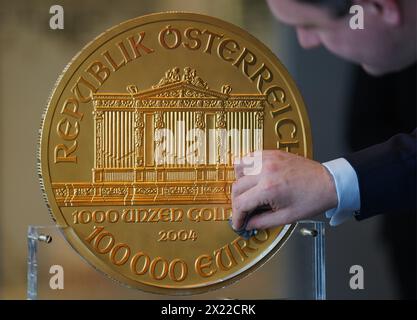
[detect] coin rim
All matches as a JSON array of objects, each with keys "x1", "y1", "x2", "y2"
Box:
[{"x1": 38, "y1": 11, "x2": 313, "y2": 295}]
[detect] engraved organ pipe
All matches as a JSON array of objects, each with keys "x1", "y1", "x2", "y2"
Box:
[
  {"x1": 127, "y1": 111, "x2": 131, "y2": 167},
  {"x1": 115, "y1": 112, "x2": 118, "y2": 168},
  {"x1": 104, "y1": 112, "x2": 107, "y2": 168},
  {"x1": 111, "y1": 111, "x2": 114, "y2": 168},
  {"x1": 187, "y1": 111, "x2": 191, "y2": 166},
  {"x1": 228, "y1": 111, "x2": 231, "y2": 165},
  {"x1": 181, "y1": 111, "x2": 185, "y2": 166}
]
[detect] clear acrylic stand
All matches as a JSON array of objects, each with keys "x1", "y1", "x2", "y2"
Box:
[{"x1": 27, "y1": 221, "x2": 325, "y2": 300}]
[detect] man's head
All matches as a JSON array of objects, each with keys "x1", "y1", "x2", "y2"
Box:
[{"x1": 267, "y1": 0, "x2": 416, "y2": 75}]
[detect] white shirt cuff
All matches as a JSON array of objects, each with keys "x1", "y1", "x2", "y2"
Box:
[{"x1": 322, "y1": 158, "x2": 361, "y2": 226}]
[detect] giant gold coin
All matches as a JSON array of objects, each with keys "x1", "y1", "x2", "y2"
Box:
[{"x1": 39, "y1": 12, "x2": 312, "y2": 295}]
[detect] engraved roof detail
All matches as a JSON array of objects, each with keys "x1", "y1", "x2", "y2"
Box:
[{"x1": 92, "y1": 67, "x2": 267, "y2": 105}]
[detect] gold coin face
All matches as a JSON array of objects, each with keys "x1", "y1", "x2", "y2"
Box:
[{"x1": 39, "y1": 12, "x2": 312, "y2": 295}]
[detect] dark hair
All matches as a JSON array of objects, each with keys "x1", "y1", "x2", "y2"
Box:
[{"x1": 297, "y1": 0, "x2": 353, "y2": 17}]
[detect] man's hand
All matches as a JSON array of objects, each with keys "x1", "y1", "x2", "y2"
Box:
[{"x1": 231, "y1": 150, "x2": 338, "y2": 230}]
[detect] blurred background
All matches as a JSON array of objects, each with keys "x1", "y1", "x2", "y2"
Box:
[{"x1": 0, "y1": 0, "x2": 415, "y2": 299}]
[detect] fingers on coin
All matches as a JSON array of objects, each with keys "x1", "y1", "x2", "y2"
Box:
[
  {"x1": 232, "y1": 175, "x2": 259, "y2": 198},
  {"x1": 232, "y1": 186, "x2": 266, "y2": 230},
  {"x1": 246, "y1": 208, "x2": 291, "y2": 230}
]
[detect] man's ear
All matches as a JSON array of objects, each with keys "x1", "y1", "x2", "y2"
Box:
[{"x1": 358, "y1": 0, "x2": 401, "y2": 26}]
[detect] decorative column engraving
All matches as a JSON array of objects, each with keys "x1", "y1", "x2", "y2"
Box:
[
  {"x1": 154, "y1": 111, "x2": 165, "y2": 166},
  {"x1": 215, "y1": 110, "x2": 227, "y2": 164},
  {"x1": 94, "y1": 110, "x2": 104, "y2": 168},
  {"x1": 134, "y1": 110, "x2": 144, "y2": 167},
  {"x1": 195, "y1": 111, "x2": 205, "y2": 129},
  {"x1": 255, "y1": 110, "x2": 264, "y2": 151}
]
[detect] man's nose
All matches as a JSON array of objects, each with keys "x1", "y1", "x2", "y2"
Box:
[{"x1": 296, "y1": 28, "x2": 321, "y2": 49}]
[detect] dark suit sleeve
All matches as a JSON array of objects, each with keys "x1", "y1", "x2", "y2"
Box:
[{"x1": 344, "y1": 129, "x2": 416, "y2": 220}]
